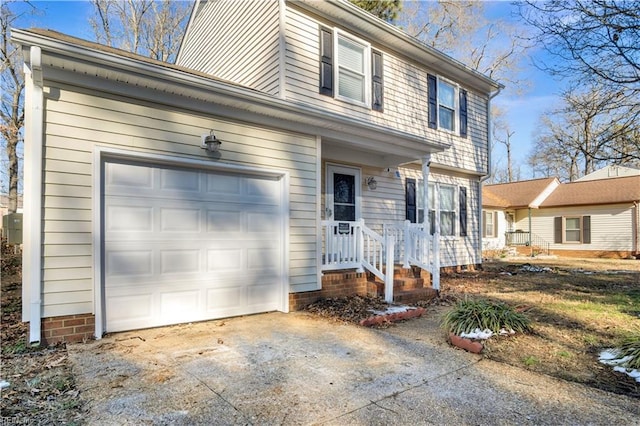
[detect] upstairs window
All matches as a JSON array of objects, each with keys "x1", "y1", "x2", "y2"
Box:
[
  {"x1": 428, "y1": 74, "x2": 468, "y2": 137},
  {"x1": 438, "y1": 80, "x2": 456, "y2": 131},
  {"x1": 337, "y1": 34, "x2": 367, "y2": 103},
  {"x1": 319, "y1": 27, "x2": 382, "y2": 111}
]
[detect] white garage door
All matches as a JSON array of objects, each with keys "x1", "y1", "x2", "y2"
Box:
[{"x1": 103, "y1": 159, "x2": 285, "y2": 332}]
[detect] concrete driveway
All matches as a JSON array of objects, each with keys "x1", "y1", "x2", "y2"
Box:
[{"x1": 68, "y1": 311, "x2": 639, "y2": 425}]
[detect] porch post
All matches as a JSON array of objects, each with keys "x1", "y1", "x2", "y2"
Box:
[{"x1": 422, "y1": 155, "x2": 430, "y2": 232}]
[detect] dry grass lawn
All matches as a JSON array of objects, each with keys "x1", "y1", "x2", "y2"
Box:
[{"x1": 442, "y1": 257, "x2": 640, "y2": 398}]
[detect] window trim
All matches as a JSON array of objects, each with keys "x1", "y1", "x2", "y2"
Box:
[
  {"x1": 563, "y1": 216, "x2": 582, "y2": 244},
  {"x1": 436, "y1": 77, "x2": 459, "y2": 134},
  {"x1": 483, "y1": 210, "x2": 496, "y2": 238},
  {"x1": 428, "y1": 182, "x2": 458, "y2": 238},
  {"x1": 334, "y1": 29, "x2": 371, "y2": 108}
]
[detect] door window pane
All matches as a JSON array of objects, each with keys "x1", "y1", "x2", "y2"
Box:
[{"x1": 334, "y1": 173, "x2": 356, "y2": 221}]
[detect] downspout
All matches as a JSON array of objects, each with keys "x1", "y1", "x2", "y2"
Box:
[
  {"x1": 631, "y1": 201, "x2": 640, "y2": 259},
  {"x1": 528, "y1": 208, "x2": 533, "y2": 257},
  {"x1": 479, "y1": 87, "x2": 502, "y2": 260},
  {"x1": 22, "y1": 46, "x2": 44, "y2": 344}
]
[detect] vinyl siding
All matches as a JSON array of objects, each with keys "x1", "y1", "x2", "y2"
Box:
[
  {"x1": 285, "y1": 6, "x2": 489, "y2": 174},
  {"x1": 514, "y1": 204, "x2": 634, "y2": 252},
  {"x1": 40, "y1": 83, "x2": 319, "y2": 317},
  {"x1": 177, "y1": 0, "x2": 281, "y2": 95}
]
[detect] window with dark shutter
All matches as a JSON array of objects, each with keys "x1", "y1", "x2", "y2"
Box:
[
  {"x1": 459, "y1": 89, "x2": 468, "y2": 138},
  {"x1": 582, "y1": 216, "x2": 591, "y2": 244},
  {"x1": 406, "y1": 178, "x2": 416, "y2": 223},
  {"x1": 319, "y1": 27, "x2": 333, "y2": 96},
  {"x1": 372, "y1": 50, "x2": 384, "y2": 112},
  {"x1": 554, "y1": 217, "x2": 562, "y2": 243},
  {"x1": 459, "y1": 186, "x2": 467, "y2": 237},
  {"x1": 427, "y1": 74, "x2": 437, "y2": 129}
]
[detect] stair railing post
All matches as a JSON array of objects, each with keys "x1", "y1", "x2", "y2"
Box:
[
  {"x1": 403, "y1": 220, "x2": 410, "y2": 268},
  {"x1": 432, "y1": 232, "x2": 440, "y2": 291},
  {"x1": 356, "y1": 219, "x2": 364, "y2": 273},
  {"x1": 384, "y1": 232, "x2": 394, "y2": 303}
]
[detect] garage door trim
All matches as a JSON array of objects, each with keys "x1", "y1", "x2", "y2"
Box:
[{"x1": 93, "y1": 147, "x2": 290, "y2": 338}]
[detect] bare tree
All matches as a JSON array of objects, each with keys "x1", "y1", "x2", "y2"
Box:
[
  {"x1": 494, "y1": 125, "x2": 516, "y2": 183},
  {"x1": 521, "y1": 0, "x2": 639, "y2": 90},
  {"x1": 0, "y1": 1, "x2": 26, "y2": 213},
  {"x1": 90, "y1": 0, "x2": 191, "y2": 63},
  {"x1": 529, "y1": 83, "x2": 639, "y2": 181},
  {"x1": 401, "y1": 1, "x2": 531, "y2": 91}
]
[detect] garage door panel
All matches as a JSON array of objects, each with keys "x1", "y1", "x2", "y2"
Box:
[
  {"x1": 105, "y1": 162, "x2": 153, "y2": 190},
  {"x1": 103, "y1": 160, "x2": 285, "y2": 332},
  {"x1": 106, "y1": 250, "x2": 153, "y2": 277},
  {"x1": 160, "y1": 249, "x2": 201, "y2": 274}
]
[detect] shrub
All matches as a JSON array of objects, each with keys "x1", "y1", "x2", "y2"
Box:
[{"x1": 442, "y1": 298, "x2": 531, "y2": 336}]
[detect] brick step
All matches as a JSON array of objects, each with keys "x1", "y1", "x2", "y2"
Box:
[
  {"x1": 393, "y1": 277, "x2": 424, "y2": 291},
  {"x1": 393, "y1": 288, "x2": 438, "y2": 305}
]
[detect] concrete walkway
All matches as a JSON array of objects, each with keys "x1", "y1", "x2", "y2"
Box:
[{"x1": 68, "y1": 312, "x2": 639, "y2": 425}]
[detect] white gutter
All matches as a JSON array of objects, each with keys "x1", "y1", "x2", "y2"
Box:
[{"x1": 22, "y1": 46, "x2": 44, "y2": 344}]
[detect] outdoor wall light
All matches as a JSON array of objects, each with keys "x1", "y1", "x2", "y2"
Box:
[
  {"x1": 201, "y1": 130, "x2": 222, "y2": 152},
  {"x1": 366, "y1": 176, "x2": 378, "y2": 190}
]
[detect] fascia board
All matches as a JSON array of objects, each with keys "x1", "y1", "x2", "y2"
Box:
[
  {"x1": 11, "y1": 29, "x2": 450, "y2": 158},
  {"x1": 529, "y1": 179, "x2": 560, "y2": 208}
]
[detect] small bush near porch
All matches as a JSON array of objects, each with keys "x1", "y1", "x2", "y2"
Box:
[{"x1": 443, "y1": 257, "x2": 640, "y2": 398}]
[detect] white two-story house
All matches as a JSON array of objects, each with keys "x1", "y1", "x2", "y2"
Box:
[{"x1": 13, "y1": 0, "x2": 501, "y2": 344}]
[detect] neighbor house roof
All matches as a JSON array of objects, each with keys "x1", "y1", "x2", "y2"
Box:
[
  {"x1": 540, "y1": 175, "x2": 640, "y2": 207},
  {"x1": 482, "y1": 178, "x2": 559, "y2": 209}
]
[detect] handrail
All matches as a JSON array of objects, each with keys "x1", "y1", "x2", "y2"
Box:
[{"x1": 505, "y1": 231, "x2": 550, "y2": 255}]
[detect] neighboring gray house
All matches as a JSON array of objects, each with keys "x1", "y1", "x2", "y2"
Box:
[{"x1": 13, "y1": 0, "x2": 501, "y2": 344}]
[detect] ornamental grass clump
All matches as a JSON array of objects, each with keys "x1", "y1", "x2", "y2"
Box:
[
  {"x1": 442, "y1": 298, "x2": 531, "y2": 336},
  {"x1": 614, "y1": 335, "x2": 640, "y2": 370}
]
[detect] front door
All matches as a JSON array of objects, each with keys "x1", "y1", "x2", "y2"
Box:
[{"x1": 326, "y1": 164, "x2": 361, "y2": 221}]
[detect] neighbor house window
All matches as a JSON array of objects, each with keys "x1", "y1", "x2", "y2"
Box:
[
  {"x1": 564, "y1": 217, "x2": 582, "y2": 243},
  {"x1": 427, "y1": 74, "x2": 468, "y2": 137},
  {"x1": 483, "y1": 210, "x2": 496, "y2": 238},
  {"x1": 319, "y1": 27, "x2": 381, "y2": 109},
  {"x1": 554, "y1": 216, "x2": 591, "y2": 244}
]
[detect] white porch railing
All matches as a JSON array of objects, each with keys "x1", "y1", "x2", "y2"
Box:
[
  {"x1": 321, "y1": 219, "x2": 440, "y2": 302},
  {"x1": 384, "y1": 221, "x2": 440, "y2": 290}
]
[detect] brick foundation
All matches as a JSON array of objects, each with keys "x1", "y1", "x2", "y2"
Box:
[
  {"x1": 289, "y1": 270, "x2": 369, "y2": 311},
  {"x1": 513, "y1": 246, "x2": 634, "y2": 259},
  {"x1": 40, "y1": 314, "x2": 95, "y2": 345}
]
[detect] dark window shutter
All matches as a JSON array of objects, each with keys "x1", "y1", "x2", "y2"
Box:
[
  {"x1": 582, "y1": 216, "x2": 591, "y2": 244},
  {"x1": 482, "y1": 211, "x2": 487, "y2": 238},
  {"x1": 493, "y1": 211, "x2": 498, "y2": 237},
  {"x1": 459, "y1": 186, "x2": 467, "y2": 237},
  {"x1": 459, "y1": 89, "x2": 468, "y2": 138},
  {"x1": 406, "y1": 178, "x2": 416, "y2": 223},
  {"x1": 554, "y1": 217, "x2": 563, "y2": 243},
  {"x1": 319, "y1": 27, "x2": 333, "y2": 96},
  {"x1": 429, "y1": 210, "x2": 436, "y2": 235},
  {"x1": 372, "y1": 50, "x2": 384, "y2": 112},
  {"x1": 427, "y1": 74, "x2": 437, "y2": 129}
]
